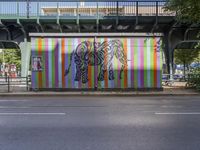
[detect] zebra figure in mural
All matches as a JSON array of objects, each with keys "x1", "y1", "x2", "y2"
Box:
[{"x1": 64, "y1": 40, "x2": 128, "y2": 83}]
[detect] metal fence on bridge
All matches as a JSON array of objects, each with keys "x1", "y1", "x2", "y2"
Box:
[{"x1": 0, "y1": 1, "x2": 174, "y2": 19}]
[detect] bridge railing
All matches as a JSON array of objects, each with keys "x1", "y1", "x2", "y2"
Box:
[{"x1": 0, "y1": 1, "x2": 175, "y2": 19}]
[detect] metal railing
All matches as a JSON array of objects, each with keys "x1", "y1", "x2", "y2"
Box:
[
  {"x1": 162, "y1": 74, "x2": 188, "y2": 86},
  {"x1": 0, "y1": 1, "x2": 175, "y2": 19},
  {"x1": 0, "y1": 76, "x2": 30, "y2": 92}
]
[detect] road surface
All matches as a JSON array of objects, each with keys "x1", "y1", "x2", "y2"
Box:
[{"x1": 0, "y1": 96, "x2": 200, "y2": 150}]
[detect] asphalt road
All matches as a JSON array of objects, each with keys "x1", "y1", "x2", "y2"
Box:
[{"x1": 0, "y1": 96, "x2": 200, "y2": 150}]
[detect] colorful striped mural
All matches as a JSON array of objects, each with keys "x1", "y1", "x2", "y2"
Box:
[{"x1": 31, "y1": 37, "x2": 163, "y2": 89}]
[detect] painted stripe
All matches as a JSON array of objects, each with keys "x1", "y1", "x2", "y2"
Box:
[
  {"x1": 147, "y1": 38, "x2": 151, "y2": 87},
  {"x1": 42, "y1": 39, "x2": 46, "y2": 88},
  {"x1": 153, "y1": 38, "x2": 157, "y2": 88},
  {"x1": 58, "y1": 38, "x2": 62, "y2": 88},
  {"x1": 124, "y1": 38, "x2": 128, "y2": 88},
  {"x1": 61, "y1": 38, "x2": 66, "y2": 88},
  {"x1": 97, "y1": 38, "x2": 102, "y2": 89},
  {"x1": 69, "y1": 38, "x2": 74, "y2": 88},
  {"x1": 65, "y1": 38, "x2": 69, "y2": 88},
  {"x1": 100, "y1": 38, "x2": 104, "y2": 88},
  {"x1": 107, "y1": 38, "x2": 112, "y2": 88},
  {"x1": 127, "y1": 38, "x2": 131, "y2": 88},
  {"x1": 120, "y1": 39, "x2": 124, "y2": 88},
  {"x1": 52, "y1": 39, "x2": 56, "y2": 88},
  {"x1": 31, "y1": 38, "x2": 36, "y2": 89},
  {"x1": 137, "y1": 39, "x2": 141, "y2": 88},
  {"x1": 160, "y1": 38, "x2": 163, "y2": 87},
  {"x1": 143, "y1": 38, "x2": 147, "y2": 88},
  {"x1": 111, "y1": 39, "x2": 115, "y2": 89},
  {"x1": 113, "y1": 38, "x2": 118, "y2": 88},
  {"x1": 156, "y1": 38, "x2": 161, "y2": 88},
  {"x1": 64, "y1": 38, "x2": 68, "y2": 88},
  {"x1": 94, "y1": 38, "x2": 98, "y2": 89},
  {"x1": 65, "y1": 39, "x2": 69, "y2": 88},
  {"x1": 41, "y1": 38, "x2": 46, "y2": 88},
  {"x1": 54, "y1": 38, "x2": 59, "y2": 88},
  {"x1": 111, "y1": 38, "x2": 115, "y2": 88},
  {"x1": 88, "y1": 38, "x2": 92, "y2": 88},
  {"x1": 150, "y1": 38, "x2": 154, "y2": 87},
  {"x1": 118, "y1": 39, "x2": 121, "y2": 88},
  {"x1": 134, "y1": 39, "x2": 138, "y2": 88},
  {"x1": 48, "y1": 38, "x2": 52, "y2": 88},
  {"x1": 38, "y1": 38, "x2": 43, "y2": 88},
  {"x1": 91, "y1": 38, "x2": 95, "y2": 89},
  {"x1": 45, "y1": 38, "x2": 49, "y2": 88},
  {"x1": 140, "y1": 38, "x2": 144, "y2": 88},
  {"x1": 130, "y1": 38, "x2": 134, "y2": 88},
  {"x1": 73, "y1": 38, "x2": 78, "y2": 88},
  {"x1": 84, "y1": 38, "x2": 89, "y2": 89},
  {"x1": 104, "y1": 38, "x2": 108, "y2": 88},
  {"x1": 78, "y1": 38, "x2": 82, "y2": 89}
]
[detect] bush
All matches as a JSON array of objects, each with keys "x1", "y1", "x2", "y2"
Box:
[{"x1": 187, "y1": 68, "x2": 200, "y2": 91}]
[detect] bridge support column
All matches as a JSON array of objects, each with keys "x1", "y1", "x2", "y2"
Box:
[
  {"x1": 168, "y1": 26, "x2": 186, "y2": 80},
  {"x1": 168, "y1": 29, "x2": 174, "y2": 81},
  {"x1": 19, "y1": 42, "x2": 31, "y2": 77}
]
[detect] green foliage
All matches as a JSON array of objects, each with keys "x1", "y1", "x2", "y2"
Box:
[
  {"x1": 174, "y1": 49, "x2": 200, "y2": 77},
  {"x1": 174, "y1": 49, "x2": 200, "y2": 65},
  {"x1": 187, "y1": 68, "x2": 200, "y2": 91},
  {"x1": 165, "y1": 0, "x2": 200, "y2": 24},
  {"x1": 165, "y1": 0, "x2": 200, "y2": 48},
  {"x1": 0, "y1": 49, "x2": 21, "y2": 69}
]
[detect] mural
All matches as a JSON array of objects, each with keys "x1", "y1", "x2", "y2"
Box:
[
  {"x1": 64, "y1": 40, "x2": 127, "y2": 83},
  {"x1": 31, "y1": 37, "x2": 163, "y2": 89}
]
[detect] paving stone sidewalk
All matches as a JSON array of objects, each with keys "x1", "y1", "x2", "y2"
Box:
[{"x1": 0, "y1": 81, "x2": 199, "y2": 96}]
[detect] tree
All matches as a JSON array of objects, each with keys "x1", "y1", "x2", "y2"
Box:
[
  {"x1": 165, "y1": 0, "x2": 200, "y2": 48},
  {"x1": 165, "y1": 0, "x2": 200, "y2": 24},
  {"x1": 174, "y1": 49, "x2": 200, "y2": 77},
  {"x1": 0, "y1": 49, "x2": 21, "y2": 69}
]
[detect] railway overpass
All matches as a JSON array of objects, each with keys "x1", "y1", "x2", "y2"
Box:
[{"x1": 0, "y1": 0, "x2": 199, "y2": 79}]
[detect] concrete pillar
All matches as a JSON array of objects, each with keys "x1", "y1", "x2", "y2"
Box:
[
  {"x1": 168, "y1": 29, "x2": 174, "y2": 81},
  {"x1": 19, "y1": 42, "x2": 31, "y2": 77}
]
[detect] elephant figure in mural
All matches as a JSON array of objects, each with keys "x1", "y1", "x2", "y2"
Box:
[{"x1": 64, "y1": 40, "x2": 128, "y2": 84}]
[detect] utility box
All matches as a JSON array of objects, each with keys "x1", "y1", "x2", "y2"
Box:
[{"x1": 30, "y1": 33, "x2": 163, "y2": 90}]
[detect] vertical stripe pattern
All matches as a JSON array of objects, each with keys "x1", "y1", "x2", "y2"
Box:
[{"x1": 31, "y1": 37, "x2": 163, "y2": 89}]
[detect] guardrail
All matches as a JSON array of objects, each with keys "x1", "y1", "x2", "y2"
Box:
[
  {"x1": 0, "y1": 76, "x2": 30, "y2": 92},
  {"x1": 0, "y1": 1, "x2": 174, "y2": 19}
]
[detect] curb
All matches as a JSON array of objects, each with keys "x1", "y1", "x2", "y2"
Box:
[{"x1": 0, "y1": 92, "x2": 199, "y2": 97}]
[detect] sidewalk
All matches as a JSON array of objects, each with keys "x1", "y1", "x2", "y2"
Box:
[
  {"x1": 0, "y1": 87, "x2": 199, "y2": 97},
  {"x1": 0, "y1": 81, "x2": 199, "y2": 96}
]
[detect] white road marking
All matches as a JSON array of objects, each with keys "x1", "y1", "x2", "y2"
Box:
[
  {"x1": 155, "y1": 112, "x2": 200, "y2": 115},
  {"x1": 0, "y1": 100, "x2": 29, "y2": 102},
  {"x1": 0, "y1": 113, "x2": 66, "y2": 115},
  {"x1": 161, "y1": 105, "x2": 183, "y2": 108}
]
